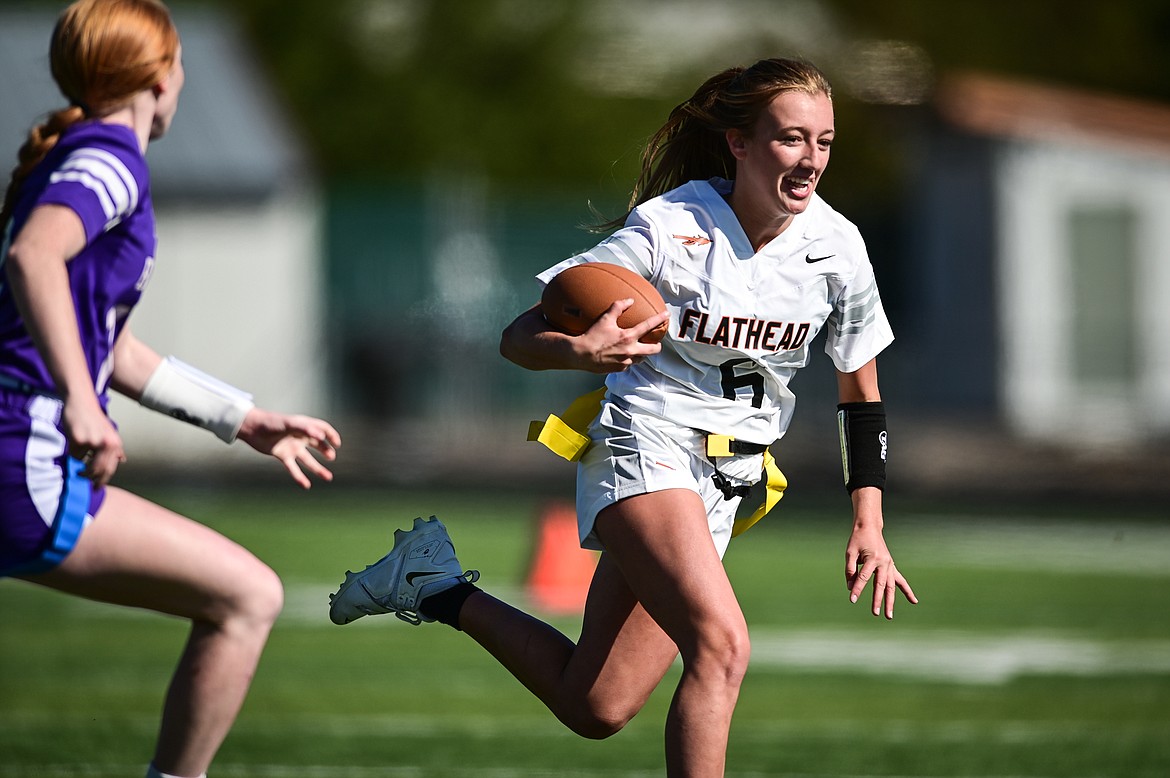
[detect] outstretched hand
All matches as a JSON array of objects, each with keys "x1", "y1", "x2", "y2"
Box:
[
  {"x1": 845, "y1": 520, "x2": 917, "y2": 619},
  {"x1": 236, "y1": 408, "x2": 341, "y2": 489}
]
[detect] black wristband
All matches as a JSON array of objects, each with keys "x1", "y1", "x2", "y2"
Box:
[{"x1": 837, "y1": 401, "x2": 887, "y2": 492}]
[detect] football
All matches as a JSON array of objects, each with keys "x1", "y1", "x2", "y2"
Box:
[{"x1": 541, "y1": 263, "x2": 669, "y2": 344}]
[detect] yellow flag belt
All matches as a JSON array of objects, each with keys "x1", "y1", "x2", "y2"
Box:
[{"x1": 527, "y1": 388, "x2": 787, "y2": 537}]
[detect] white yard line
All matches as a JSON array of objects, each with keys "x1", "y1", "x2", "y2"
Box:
[
  {"x1": 746, "y1": 628, "x2": 1170, "y2": 683},
  {"x1": 238, "y1": 583, "x2": 1170, "y2": 685}
]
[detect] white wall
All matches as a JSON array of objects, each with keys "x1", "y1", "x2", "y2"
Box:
[
  {"x1": 107, "y1": 189, "x2": 328, "y2": 466},
  {"x1": 996, "y1": 138, "x2": 1170, "y2": 444}
]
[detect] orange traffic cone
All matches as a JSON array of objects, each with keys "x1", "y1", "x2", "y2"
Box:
[{"x1": 524, "y1": 502, "x2": 599, "y2": 614}]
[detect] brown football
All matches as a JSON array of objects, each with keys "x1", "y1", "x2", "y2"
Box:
[{"x1": 541, "y1": 263, "x2": 668, "y2": 344}]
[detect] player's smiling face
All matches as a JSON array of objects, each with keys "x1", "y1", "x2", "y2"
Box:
[{"x1": 727, "y1": 90, "x2": 834, "y2": 222}]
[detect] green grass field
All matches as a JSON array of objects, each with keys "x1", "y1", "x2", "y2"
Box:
[{"x1": 1, "y1": 486, "x2": 1167, "y2": 777}]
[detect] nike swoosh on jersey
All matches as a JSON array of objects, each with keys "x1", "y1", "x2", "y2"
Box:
[{"x1": 804, "y1": 253, "x2": 835, "y2": 263}]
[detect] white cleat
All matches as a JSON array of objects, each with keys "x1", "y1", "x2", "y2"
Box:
[{"x1": 329, "y1": 516, "x2": 479, "y2": 625}]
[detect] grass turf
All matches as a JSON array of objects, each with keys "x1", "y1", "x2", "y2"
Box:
[{"x1": 1, "y1": 486, "x2": 1167, "y2": 776}]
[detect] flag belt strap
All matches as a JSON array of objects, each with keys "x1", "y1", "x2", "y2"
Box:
[{"x1": 526, "y1": 387, "x2": 787, "y2": 537}]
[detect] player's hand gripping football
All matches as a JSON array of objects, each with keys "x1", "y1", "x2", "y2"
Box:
[
  {"x1": 574, "y1": 299, "x2": 670, "y2": 374},
  {"x1": 236, "y1": 409, "x2": 341, "y2": 489}
]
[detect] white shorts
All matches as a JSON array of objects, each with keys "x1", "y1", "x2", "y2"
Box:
[{"x1": 575, "y1": 401, "x2": 764, "y2": 558}]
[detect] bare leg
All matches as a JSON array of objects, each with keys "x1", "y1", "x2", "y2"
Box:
[
  {"x1": 458, "y1": 488, "x2": 748, "y2": 777},
  {"x1": 595, "y1": 490, "x2": 750, "y2": 777},
  {"x1": 21, "y1": 487, "x2": 283, "y2": 776},
  {"x1": 461, "y1": 551, "x2": 680, "y2": 738}
]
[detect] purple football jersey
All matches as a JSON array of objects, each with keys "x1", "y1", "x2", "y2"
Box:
[{"x1": 0, "y1": 122, "x2": 156, "y2": 406}]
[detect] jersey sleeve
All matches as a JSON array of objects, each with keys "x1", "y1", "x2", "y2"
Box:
[
  {"x1": 823, "y1": 252, "x2": 894, "y2": 373},
  {"x1": 536, "y1": 219, "x2": 658, "y2": 287},
  {"x1": 35, "y1": 141, "x2": 145, "y2": 243}
]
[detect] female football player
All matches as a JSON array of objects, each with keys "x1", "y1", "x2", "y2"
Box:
[
  {"x1": 0, "y1": 2, "x2": 340, "y2": 776},
  {"x1": 331, "y1": 57, "x2": 914, "y2": 777}
]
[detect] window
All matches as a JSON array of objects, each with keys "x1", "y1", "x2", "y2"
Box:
[{"x1": 1068, "y1": 204, "x2": 1137, "y2": 388}]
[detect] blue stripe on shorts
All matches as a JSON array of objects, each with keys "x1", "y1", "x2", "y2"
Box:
[
  {"x1": 0, "y1": 384, "x2": 101, "y2": 578},
  {"x1": 40, "y1": 456, "x2": 93, "y2": 568},
  {"x1": 2, "y1": 456, "x2": 95, "y2": 577}
]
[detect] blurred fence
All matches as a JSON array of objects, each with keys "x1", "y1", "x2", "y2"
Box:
[
  {"x1": 324, "y1": 176, "x2": 604, "y2": 424},
  {"x1": 314, "y1": 176, "x2": 1170, "y2": 505}
]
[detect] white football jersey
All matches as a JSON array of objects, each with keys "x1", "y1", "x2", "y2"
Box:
[{"x1": 537, "y1": 178, "x2": 893, "y2": 444}]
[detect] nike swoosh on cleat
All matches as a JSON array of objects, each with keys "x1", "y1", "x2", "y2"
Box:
[
  {"x1": 404, "y1": 571, "x2": 447, "y2": 585},
  {"x1": 805, "y1": 253, "x2": 835, "y2": 263}
]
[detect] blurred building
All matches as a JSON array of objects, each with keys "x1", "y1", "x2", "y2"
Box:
[
  {"x1": 0, "y1": 6, "x2": 326, "y2": 467},
  {"x1": 905, "y1": 72, "x2": 1170, "y2": 448},
  {"x1": 4, "y1": 4, "x2": 1168, "y2": 496}
]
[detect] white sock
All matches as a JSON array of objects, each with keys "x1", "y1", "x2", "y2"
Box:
[{"x1": 146, "y1": 764, "x2": 207, "y2": 778}]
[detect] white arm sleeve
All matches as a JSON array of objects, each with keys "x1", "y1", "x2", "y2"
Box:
[{"x1": 139, "y1": 356, "x2": 255, "y2": 443}]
